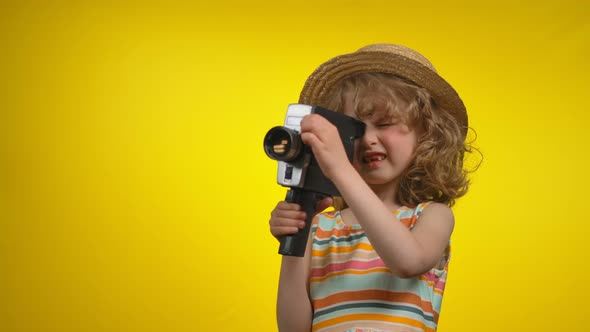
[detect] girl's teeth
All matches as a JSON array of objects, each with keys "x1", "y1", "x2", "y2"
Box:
[{"x1": 365, "y1": 155, "x2": 385, "y2": 162}]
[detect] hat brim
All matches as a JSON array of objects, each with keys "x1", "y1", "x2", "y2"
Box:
[{"x1": 299, "y1": 51, "x2": 468, "y2": 137}]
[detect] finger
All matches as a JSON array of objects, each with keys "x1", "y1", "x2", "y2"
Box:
[
  {"x1": 276, "y1": 201, "x2": 302, "y2": 211},
  {"x1": 299, "y1": 114, "x2": 320, "y2": 129},
  {"x1": 300, "y1": 132, "x2": 321, "y2": 148},
  {"x1": 270, "y1": 216, "x2": 306, "y2": 229},
  {"x1": 301, "y1": 116, "x2": 324, "y2": 136},
  {"x1": 301, "y1": 114, "x2": 335, "y2": 137},
  {"x1": 271, "y1": 202, "x2": 301, "y2": 218},
  {"x1": 272, "y1": 209, "x2": 307, "y2": 221},
  {"x1": 270, "y1": 226, "x2": 300, "y2": 238},
  {"x1": 316, "y1": 197, "x2": 334, "y2": 213}
]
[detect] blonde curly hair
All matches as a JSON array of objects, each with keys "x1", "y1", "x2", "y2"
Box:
[{"x1": 319, "y1": 73, "x2": 477, "y2": 208}]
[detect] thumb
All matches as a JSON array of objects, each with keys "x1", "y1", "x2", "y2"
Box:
[{"x1": 315, "y1": 197, "x2": 334, "y2": 213}]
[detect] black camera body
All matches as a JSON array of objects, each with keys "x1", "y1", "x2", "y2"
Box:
[
  {"x1": 264, "y1": 104, "x2": 366, "y2": 196},
  {"x1": 264, "y1": 104, "x2": 365, "y2": 256}
]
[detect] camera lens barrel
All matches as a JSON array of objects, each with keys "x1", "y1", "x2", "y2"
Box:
[{"x1": 263, "y1": 126, "x2": 302, "y2": 162}]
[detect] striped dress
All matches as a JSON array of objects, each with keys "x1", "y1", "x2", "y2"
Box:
[{"x1": 309, "y1": 203, "x2": 450, "y2": 332}]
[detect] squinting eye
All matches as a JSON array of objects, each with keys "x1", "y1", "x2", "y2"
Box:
[{"x1": 377, "y1": 122, "x2": 397, "y2": 127}]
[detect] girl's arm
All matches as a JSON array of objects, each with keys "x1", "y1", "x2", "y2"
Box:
[
  {"x1": 276, "y1": 250, "x2": 313, "y2": 331},
  {"x1": 300, "y1": 115, "x2": 453, "y2": 278},
  {"x1": 330, "y1": 170, "x2": 453, "y2": 277},
  {"x1": 270, "y1": 199, "x2": 332, "y2": 331}
]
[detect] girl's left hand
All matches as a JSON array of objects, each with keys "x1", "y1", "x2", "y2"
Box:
[{"x1": 300, "y1": 114, "x2": 352, "y2": 180}]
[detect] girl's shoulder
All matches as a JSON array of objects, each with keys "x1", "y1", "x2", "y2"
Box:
[
  {"x1": 396, "y1": 201, "x2": 453, "y2": 229},
  {"x1": 395, "y1": 201, "x2": 432, "y2": 218}
]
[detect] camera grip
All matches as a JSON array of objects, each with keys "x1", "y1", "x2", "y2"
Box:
[{"x1": 278, "y1": 189, "x2": 323, "y2": 257}]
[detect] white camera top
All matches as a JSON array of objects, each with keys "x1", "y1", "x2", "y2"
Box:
[{"x1": 284, "y1": 104, "x2": 314, "y2": 131}]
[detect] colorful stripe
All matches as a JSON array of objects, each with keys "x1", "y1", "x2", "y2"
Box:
[{"x1": 309, "y1": 203, "x2": 450, "y2": 332}]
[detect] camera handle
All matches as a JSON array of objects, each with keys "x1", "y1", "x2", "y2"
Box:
[{"x1": 279, "y1": 188, "x2": 327, "y2": 257}]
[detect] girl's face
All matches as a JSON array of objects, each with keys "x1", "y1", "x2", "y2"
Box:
[{"x1": 344, "y1": 105, "x2": 418, "y2": 191}]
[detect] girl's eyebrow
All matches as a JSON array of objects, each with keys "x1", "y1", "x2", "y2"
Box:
[{"x1": 374, "y1": 112, "x2": 399, "y2": 122}]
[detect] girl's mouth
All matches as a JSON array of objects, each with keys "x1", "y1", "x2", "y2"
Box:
[{"x1": 362, "y1": 153, "x2": 386, "y2": 166}]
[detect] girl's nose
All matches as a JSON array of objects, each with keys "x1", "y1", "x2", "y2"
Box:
[{"x1": 360, "y1": 126, "x2": 378, "y2": 147}]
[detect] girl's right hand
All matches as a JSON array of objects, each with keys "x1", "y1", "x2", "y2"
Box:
[{"x1": 269, "y1": 197, "x2": 333, "y2": 241}]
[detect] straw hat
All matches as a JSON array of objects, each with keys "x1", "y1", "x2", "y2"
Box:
[{"x1": 299, "y1": 44, "x2": 467, "y2": 137}]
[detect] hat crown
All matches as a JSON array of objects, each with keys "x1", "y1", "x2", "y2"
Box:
[
  {"x1": 299, "y1": 43, "x2": 467, "y2": 137},
  {"x1": 357, "y1": 44, "x2": 437, "y2": 73}
]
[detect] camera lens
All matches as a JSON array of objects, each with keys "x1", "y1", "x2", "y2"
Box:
[{"x1": 263, "y1": 126, "x2": 302, "y2": 162}]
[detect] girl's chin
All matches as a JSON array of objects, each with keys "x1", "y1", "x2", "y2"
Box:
[{"x1": 354, "y1": 162, "x2": 381, "y2": 172}]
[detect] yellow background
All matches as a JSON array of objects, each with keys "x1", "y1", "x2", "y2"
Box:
[{"x1": 1, "y1": 1, "x2": 588, "y2": 331}]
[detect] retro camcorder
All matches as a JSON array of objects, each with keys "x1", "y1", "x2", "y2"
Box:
[{"x1": 263, "y1": 104, "x2": 365, "y2": 256}]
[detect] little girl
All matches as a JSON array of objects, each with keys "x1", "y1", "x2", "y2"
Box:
[{"x1": 269, "y1": 44, "x2": 474, "y2": 332}]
